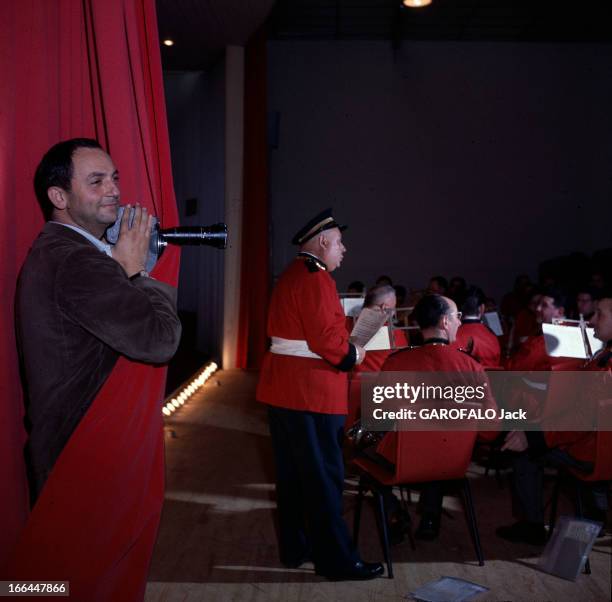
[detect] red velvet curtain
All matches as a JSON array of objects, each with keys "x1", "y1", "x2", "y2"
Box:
[
  {"x1": 236, "y1": 27, "x2": 270, "y2": 370},
  {"x1": 0, "y1": 1, "x2": 179, "y2": 598}
]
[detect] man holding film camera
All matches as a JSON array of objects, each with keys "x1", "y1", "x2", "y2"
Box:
[{"x1": 16, "y1": 138, "x2": 181, "y2": 503}]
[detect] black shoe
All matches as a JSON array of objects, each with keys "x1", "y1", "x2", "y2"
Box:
[
  {"x1": 318, "y1": 560, "x2": 385, "y2": 581},
  {"x1": 496, "y1": 521, "x2": 547, "y2": 545},
  {"x1": 281, "y1": 552, "x2": 311, "y2": 568},
  {"x1": 415, "y1": 513, "x2": 441, "y2": 541}
]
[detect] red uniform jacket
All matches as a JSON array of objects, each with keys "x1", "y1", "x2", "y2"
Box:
[
  {"x1": 545, "y1": 348, "x2": 612, "y2": 463},
  {"x1": 509, "y1": 334, "x2": 552, "y2": 371},
  {"x1": 257, "y1": 257, "x2": 353, "y2": 414},
  {"x1": 452, "y1": 321, "x2": 501, "y2": 368},
  {"x1": 375, "y1": 343, "x2": 500, "y2": 464},
  {"x1": 506, "y1": 334, "x2": 582, "y2": 418},
  {"x1": 514, "y1": 308, "x2": 540, "y2": 340}
]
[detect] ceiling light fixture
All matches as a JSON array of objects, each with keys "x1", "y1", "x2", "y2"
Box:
[
  {"x1": 403, "y1": 0, "x2": 432, "y2": 7},
  {"x1": 163, "y1": 39, "x2": 175, "y2": 47}
]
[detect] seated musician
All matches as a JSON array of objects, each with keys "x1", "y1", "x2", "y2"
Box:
[
  {"x1": 497, "y1": 295, "x2": 612, "y2": 544},
  {"x1": 371, "y1": 294, "x2": 503, "y2": 541},
  {"x1": 507, "y1": 287, "x2": 582, "y2": 417},
  {"x1": 346, "y1": 284, "x2": 408, "y2": 428},
  {"x1": 347, "y1": 280, "x2": 365, "y2": 295},
  {"x1": 508, "y1": 288, "x2": 541, "y2": 354},
  {"x1": 451, "y1": 285, "x2": 501, "y2": 368},
  {"x1": 572, "y1": 286, "x2": 597, "y2": 322},
  {"x1": 448, "y1": 276, "x2": 467, "y2": 304},
  {"x1": 427, "y1": 275, "x2": 448, "y2": 295}
]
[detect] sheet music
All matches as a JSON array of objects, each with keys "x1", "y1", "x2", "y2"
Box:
[
  {"x1": 586, "y1": 328, "x2": 604, "y2": 355},
  {"x1": 340, "y1": 296, "x2": 364, "y2": 317},
  {"x1": 350, "y1": 307, "x2": 388, "y2": 347},
  {"x1": 483, "y1": 311, "x2": 503, "y2": 336},
  {"x1": 364, "y1": 326, "x2": 392, "y2": 351},
  {"x1": 542, "y1": 323, "x2": 588, "y2": 358}
]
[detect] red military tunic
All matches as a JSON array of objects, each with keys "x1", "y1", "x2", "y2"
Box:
[
  {"x1": 509, "y1": 334, "x2": 552, "y2": 371},
  {"x1": 514, "y1": 308, "x2": 540, "y2": 340},
  {"x1": 506, "y1": 334, "x2": 582, "y2": 418},
  {"x1": 509, "y1": 334, "x2": 583, "y2": 372},
  {"x1": 375, "y1": 342, "x2": 500, "y2": 464},
  {"x1": 257, "y1": 256, "x2": 353, "y2": 414},
  {"x1": 545, "y1": 347, "x2": 612, "y2": 463},
  {"x1": 452, "y1": 320, "x2": 501, "y2": 368}
]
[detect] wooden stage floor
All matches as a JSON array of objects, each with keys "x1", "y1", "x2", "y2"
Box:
[{"x1": 146, "y1": 369, "x2": 611, "y2": 602}]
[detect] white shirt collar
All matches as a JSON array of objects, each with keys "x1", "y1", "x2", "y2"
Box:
[{"x1": 51, "y1": 222, "x2": 113, "y2": 258}]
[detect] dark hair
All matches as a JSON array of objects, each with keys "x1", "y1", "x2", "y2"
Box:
[
  {"x1": 429, "y1": 275, "x2": 448, "y2": 293},
  {"x1": 413, "y1": 294, "x2": 450, "y2": 329},
  {"x1": 364, "y1": 284, "x2": 395, "y2": 308},
  {"x1": 348, "y1": 280, "x2": 365, "y2": 293},
  {"x1": 461, "y1": 286, "x2": 486, "y2": 316},
  {"x1": 375, "y1": 275, "x2": 393, "y2": 286},
  {"x1": 575, "y1": 285, "x2": 596, "y2": 300},
  {"x1": 540, "y1": 286, "x2": 567, "y2": 310},
  {"x1": 33, "y1": 138, "x2": 103, "y2": 219}
]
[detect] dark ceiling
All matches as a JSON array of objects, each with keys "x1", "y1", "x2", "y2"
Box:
[
  {"x1": 157, "y1": 0, "x2": 612, "y2": 71},
  {"x1": 156, "y1": 0, "x2": 275, "y2": 70}
]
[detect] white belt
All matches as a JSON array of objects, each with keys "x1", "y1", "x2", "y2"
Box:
[{"x1": 270, "y1": 337, "x2": 322, "y2": 359}]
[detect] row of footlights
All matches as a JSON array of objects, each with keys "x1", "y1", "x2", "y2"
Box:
[{"x1": 162, "y1": 361, "x2": 218, "y2": 416}]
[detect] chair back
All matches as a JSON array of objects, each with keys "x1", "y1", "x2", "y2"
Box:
[{"x1": 393, "y1": 429, "x2": 478, "y2": 484}]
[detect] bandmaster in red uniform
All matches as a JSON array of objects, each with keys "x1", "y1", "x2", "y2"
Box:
[{"x1": 257, "y1": 209, "x2": 384, "y2": 581}]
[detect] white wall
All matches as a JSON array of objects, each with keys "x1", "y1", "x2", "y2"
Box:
[{"x1": 267, "y1": 41, "x2": 612, "y2": 300}]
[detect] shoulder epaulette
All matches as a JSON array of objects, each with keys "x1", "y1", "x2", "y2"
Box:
[
  {"x1": 305, "y1": 257, "x2": 325, "y2": 272},
  {"x1": 297, "y1": 252, "x2": 327, "y2": 273}
]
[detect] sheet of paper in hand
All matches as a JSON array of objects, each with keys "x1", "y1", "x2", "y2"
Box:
[{"x1": 350, "y1": 307, "x2": 389, "y2": 348}]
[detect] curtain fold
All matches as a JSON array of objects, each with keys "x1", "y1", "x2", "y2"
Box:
[
  {"x1": 236, "y1": 26, "x2": 270, "y2": 370},
  {"x1": 0, "y1": 1, "x2": 179, "y2": 598}
]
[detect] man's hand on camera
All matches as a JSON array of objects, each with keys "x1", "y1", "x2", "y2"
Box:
[{"x1": 112, "y1": 204, "x2": 153, "y2": 278}]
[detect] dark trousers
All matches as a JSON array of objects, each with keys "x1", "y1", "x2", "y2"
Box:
[
  {"x1": 267, "y1": 405, "x2": 359, "y2": 574},
  {"x1": 510, "y1": 437, "x2": 604, "y2": 523}
]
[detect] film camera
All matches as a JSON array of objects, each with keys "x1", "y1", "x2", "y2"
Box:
[{"x1": 106, "y1": 206, "x2": 227, "y2": 272}]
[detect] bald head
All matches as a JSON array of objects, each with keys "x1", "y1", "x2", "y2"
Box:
[
  {"x1": 413, "y1": 294, "x2": 462, "y2": 343},
  {"x1": 300, "y1": 227, "x2": 345, "y2": 271}
]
